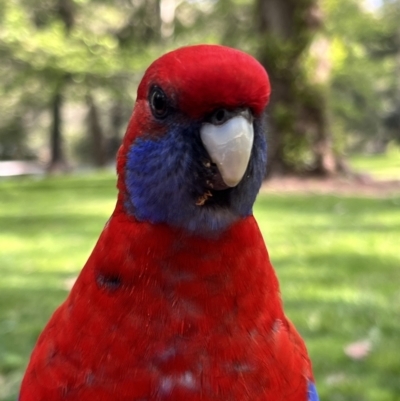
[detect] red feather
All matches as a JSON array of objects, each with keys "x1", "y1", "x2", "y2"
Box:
[
  {"x1": 20, "y1": 45, "x2": 314, "y2": 401},
  {"x1": 21, "y1": 215, "x2": 312, "y2": 400}
]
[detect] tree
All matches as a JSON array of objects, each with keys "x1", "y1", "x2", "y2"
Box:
[
  {"x1": 1, "y1": 0, "x2": 397, "y2": 173},
  {"x1": 255, "y1": 0, "x2": 341, "y2": 176},
  {"x1": 379, "y1": 0, "x2": 400, "y2": 146},
  {"x1": 0, "y1": 0, "x2": 164, "y2": 169},
  {"x1": 323, "y1": 0, "x2": 391, "y2": 153},
  {"x1": 47, "y1": 0, "x2": 75, "y2": 172}
]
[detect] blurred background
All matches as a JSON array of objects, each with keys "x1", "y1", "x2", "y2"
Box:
[
  {"x1": 0, "y1": 0, "x2": 399, "y2": 400},
  {"x1": 0, "y1": 0, "x2": 399, "y2": 173}
]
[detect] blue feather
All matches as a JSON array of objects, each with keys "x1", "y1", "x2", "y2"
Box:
[
  {"x1": 125, "y1": 117, "x2": 266, "y2": 235},
  {"x1": 308, "y1": 381, "x2": 319, "y2": 401}
]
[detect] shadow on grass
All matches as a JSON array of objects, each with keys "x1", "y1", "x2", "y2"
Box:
[
  {"x1": 296, "y1": 223, "x2": 400, "y2": 233},
  {"x1": 274, "y1": 251, "x2": 400, "y2": 277},
  {"x1": 0, "y1": 286, "x2": 69, "y2": 400},
  {"x1": 256, "y1": 194, "x2": 400, "y2": 216},
  {"x1": 271, "y1": 250, "x2": 400, "y2": 401},
  {"x1": 0, "y1": 179, "x2": 399, "y2": 401},
  {"x1": 1, "y1": 250, "x2": 400, "y2": 401},
  {"x1": 0, "y1": 214, "x2": 108, "y2": 237}
]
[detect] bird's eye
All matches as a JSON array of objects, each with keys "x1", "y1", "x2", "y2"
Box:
[
  {"x1": 209, "y1": 108, "x2": 230, "y2": 125},
  {"x1": 149, "y1": 87, "x2": 169, "y2": 119},
  {"x1": 214, "y1": 109, "x2": 226, "y2": 124}
]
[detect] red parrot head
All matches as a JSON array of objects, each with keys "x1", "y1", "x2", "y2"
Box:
[{"x1": 117, "y1": 45, "x2": 271, "y2": 235}]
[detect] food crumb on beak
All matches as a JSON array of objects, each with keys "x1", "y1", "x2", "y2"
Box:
[{"x1": 196, "y1": 191, "x2": 213, "y2": 206}]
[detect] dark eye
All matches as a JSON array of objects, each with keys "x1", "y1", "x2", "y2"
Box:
[
  {"x1": 209, "y1": 108, "x2": 231, "y2": 125},
  {"x1": 212, "y1": 109, "x2": 227, "y2": 124},
  {"x1": 149, "y1": 87, "x2": 168, "y2": 119}
]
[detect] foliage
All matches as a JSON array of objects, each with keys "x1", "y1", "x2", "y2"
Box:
[
  {"x1": 0, "y1": 169, "x2": 400, "y2": 400},
  {"x1": 324, "y1": 0, "x2": 400, "y2": 152},
  {"x1": 0, "y1": 0, "x2": 196, "y2": 163},
  {"x1": 0, "y1": 0, "x2": 399, "y2": 168}
]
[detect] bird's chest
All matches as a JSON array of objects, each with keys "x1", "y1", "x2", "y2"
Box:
[
  {"x1": 95, "y1": 300, "x2": 277, "y2": 401},
  {"x1": 30, "y1": 223, "x2": 306, "y2": 400},
  {"x1": 75, "y1": 270, "x2": 285, "y2": 401}
]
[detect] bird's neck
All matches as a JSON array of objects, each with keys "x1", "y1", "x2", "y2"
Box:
[{"x1": 90, "y1": 207, "x2": 284, "y2": 330}]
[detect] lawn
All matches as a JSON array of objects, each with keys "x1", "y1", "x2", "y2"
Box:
[
  {"x1": 1, "y1": 168, "x2": 400, "y2": 401},
  {"x1": 349, "y1": 146, "x2": 400, "y2": 181}
]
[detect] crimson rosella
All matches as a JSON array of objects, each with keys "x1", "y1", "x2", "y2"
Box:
[{"x1": 20, "y1": 45, "x2": 319, "y2": 401}]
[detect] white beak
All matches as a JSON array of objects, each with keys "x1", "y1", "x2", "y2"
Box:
[{"x1": 200, "y1": 116, "x2": 254, "y2": 187}]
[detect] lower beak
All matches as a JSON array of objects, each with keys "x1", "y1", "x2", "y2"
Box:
[{"x1": 200, "y1": 114, "x2": 254, "y2": 188}]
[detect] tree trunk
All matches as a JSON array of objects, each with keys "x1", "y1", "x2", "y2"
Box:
[
  {"x1": 107, "y1": 100, "x2": 125, "y2": 161},
  {"x1": 256, "y1": 0, "x2": 339, "y2": 177},
  {"x1": 47, "y1": 89, "x2": 68, "y2": 173},
  {"x1": 47, "y1": 0, "x2": 75, "y2": 173},
  {"x1": 57, "y1": 0, "x2": 75, "y2": 33},
  {"x1": 86, "y1": 93, "x2": 106, "y2": 168},
  {"x1": 116, "y1": 0, "x2": 161, "y2": 46}
]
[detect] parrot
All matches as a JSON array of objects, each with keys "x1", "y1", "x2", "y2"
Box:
[{"x1": 19, "y1": 44, "x2": 319, "y2": 401}]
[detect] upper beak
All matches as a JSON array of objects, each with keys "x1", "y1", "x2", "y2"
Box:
[{"x1": 200, "y1": 109, "x2": 254, "y2": 188}]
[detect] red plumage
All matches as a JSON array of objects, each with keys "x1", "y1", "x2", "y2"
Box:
[{"x1": 20, "y1": 45, "x2": 314, "y2": 401}]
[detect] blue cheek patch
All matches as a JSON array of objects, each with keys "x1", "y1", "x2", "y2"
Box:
[
  {"x1": 124, "y1": 118, "x2": 266, "y2": 235},
  {"x1": 308, "y1": 381, "x2": 319, "y2": 401}
]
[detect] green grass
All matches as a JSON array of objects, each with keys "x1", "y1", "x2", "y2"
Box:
[
  {"x1": 1, "y1": 172, "x2": 400, "y2": 401},
  {"x1": 349, "y1": 147, "x2": 400, "y2": 181}
]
